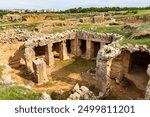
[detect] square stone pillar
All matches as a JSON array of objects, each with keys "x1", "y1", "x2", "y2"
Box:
[
  {"x1": 91, "y1": 41, "x2": 95, "y2": 58},
  {"x1": 76, "y1": 39, "x2": 82, "y2": 56},
  {"x1": 100, "y1": 42, "x2": 105, "y2": 49},
  {"x1": 33, "y1": 59, "x2": 48, "y2": 85},
  {"x1": 59, "y1": 41, "x2": 69, "y2": 60},
  {"x1": 45, "y1": 42, "x2": 54, "y2": 66},
  {"x1": 24, "y1": 48, "x2": 35, "y2": 73},
  {"x1": 86, "y1": 40, "x2": 92, "y2": 59},
  {"x1": 70, "y1": 39, "x2": 76, "y2": 55}
]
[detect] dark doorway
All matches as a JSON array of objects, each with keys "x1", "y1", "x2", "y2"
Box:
[
  {"x1": 130, "y1": 52, "x2": 150, "y2": 73},
  {"x1": 52, "y1": 42, "x2": 60, "y2": 58},
  {"x1": 80, "y1": 40, "x2": 86, "y2": 55},
  {"x1": 128, "y1": 51, "x2": 150, "y2": 90},
  {"x1": 66, "y1": 40, "x2": 71, "y2": 54},
  {"x1": 34, "y1": 45, "x2": 46, "y2": 56},
  {"x1": 93, "y1": 42, "x2": 100, "y2": 58}
]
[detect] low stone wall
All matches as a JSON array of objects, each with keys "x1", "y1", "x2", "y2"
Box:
[{"x1": 0, "y1": 29, "x2": 34, "y2": 44}]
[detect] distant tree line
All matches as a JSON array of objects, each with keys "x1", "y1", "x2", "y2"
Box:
[
  {"x1": 64, "y1": 6, "x2": 150, "y2": 13},
  {"x1": 0, "y1": 10, "x2": 18, "y2": 17},
  {"x1": 0, "y1": 6, "x2": 150, "y2": 16}
]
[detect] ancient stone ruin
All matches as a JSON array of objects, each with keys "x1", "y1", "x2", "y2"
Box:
[
  {"x1": 1, "y1": 27, "x2": 149, "y2": 100},
  {"x1": 23, "y1": 29, "x2": 121, "y2": 85},
  {"x1": 96, "y1": 40, "x2": 150, "y2": 99}
]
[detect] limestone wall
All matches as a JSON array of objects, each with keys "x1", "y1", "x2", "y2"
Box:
[
  {"x1": 0, "y1": 29, "x2": 34, "y2": 44},
  {"x1": 79, "y1": 14, "x2": 104, "y2": 23},
  {"x1": 96, "y1": 42, "x2": 150, "y2": 99},
  {"x1": 24, "y1": 30, "x2": 122, "y2": 49}
]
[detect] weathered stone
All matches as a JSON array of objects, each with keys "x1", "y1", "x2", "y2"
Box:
[
  {"x1": 68, "y1": 84, "x2": 97, "y2": 100},
  {"x1": 83, "y1": 93, "x2": 90, "y2": 100},
  {"x1": 147, "y1": 64, "x2": 150, "y2": 77},
  {"x1": 42, "y1": 92, "x2": 51, "y2": 100},
  {"x1": 24, "y1": 48, "x2": 35, "y2": 72},
  {"x1": 72, "y1": 83, "x2": 80, "y2": 92},
  {"x1": 93, "y1": 14, "x2": 104, "y2": 23},
  {"x1": 70, "y1": 39, "x2": 76, "y2": 55},
  {"x1": 0, "y1": 29, "x2": 33, "y2": 44},
  {"x1": 96, "y1": 61, "x2": 108, "y2": 97},
  {"x1": 145, "y1": 80, "x2": 150, "y2": 100},
  {"x1": 0, "y1": 64, "x2": 12, "y2": 80},
  {"x1": 80, "y1": 86, "x2": 89, "y2": 92},
  {"x1": 86, "y1": 40, "x2": 93, "y2": 59},
  {"x1": 77, "y1": 39, "x2": 82, "y2": 56},
  {"x1": 19, "y1": 84, "x2": 31, "y2": 89},
  {"x1": 96, "y1": 37, "x2": 150, "y2": 98},
  {"x1": 67, "y1": 92, "x2": 81, "y2": 100},
  {"x1": 0, "y1": 64, "x2": 15, "y2": 84},
  {"x1": 45, "y1": 42, "x2": 54, "y2": 66},
  {"x1": 33, "y1": 59, "x2": 48, "y2": 85},
  {"x1": 59, "y1": 41, "x2": 69, "y2": 60},
  {"x1": 145, "y1": 64, "x2": 150, "y2": 99}
]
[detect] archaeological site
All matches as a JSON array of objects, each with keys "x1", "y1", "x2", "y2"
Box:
[{"x1": 0, "y1": 7, "x2": 150, "y2": 100}]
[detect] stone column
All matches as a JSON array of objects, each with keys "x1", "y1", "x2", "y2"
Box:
[
  {"x1": 96, "y1": 61, "x2": 109, "y2": 97},
  {"x1": 33, "y1": 59, "x2": 48, "y2": 85},
  {"x1": 91, "y1": 42, "x2": 94, "y2": 58},
  {"x1": 145, "y1": 64, "x2": 150, "y2": 99},
  {"x1": 100, "y1": 42, "x2": 105, "y2": 49},
  {"x1": 70, "y1": 39, "x2": 76, "y2": 55},
  {"x1": 86, "y1": 40, "x2": 92, "y2": 59},
  {"x1": 59, "y1": 41, "x2": 69, "y2": 60},
  {"x1": 45, "y1": 42, "x2": 54, "y2": 66},
  {"x1": 24, "y1": 48, "x2": 35, "y2": 72},
  {"x1": 77, "y1": 39, "x2": 82, "y2": 56}
]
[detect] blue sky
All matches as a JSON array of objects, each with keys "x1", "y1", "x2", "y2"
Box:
[{"x1": 0, "y1": 0, "x2": 150, "y2": 10}]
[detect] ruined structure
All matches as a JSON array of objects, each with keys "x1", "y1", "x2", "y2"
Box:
[
  {"x1": 1, "y1": 27, "x2": 148, "y2": 99},
  {"x1": 79, "y1": 14, "x2": 104, "y2": 23},
  {"x1": 0, "y1": 29, "x2": 33, "y2": 44},
  {"x1": 23, "y1": 30, "x2": 121, "y2": 85},
  {"x1": 96, "y1": 40, "x2": 150, "y2": 99},
  {"x1": 0, "y1": 26, "x2": 149, "y2": 99}
]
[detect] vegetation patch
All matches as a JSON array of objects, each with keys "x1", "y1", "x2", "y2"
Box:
[
  {"x1": 0, "y1": 84, "x2": 42, "y2": 100},
  {"x1": 131, "y1": 23, "x2": 150, "y2": 39},
  {"x1": 0, "y1": 22, "x2": 41, "y2": 31},
  {"x1": 120, "y1": 37, "x2": 150, "y2": 48},
  {"x1": 117, "y1": 23, "x2": 150, "y2": 47},
  {"x1": 75, "y1": 23, "x2": 129, "y2": 36},
  {"x1": 55, "y1": 57, "x2": 95, "y2": 73}
]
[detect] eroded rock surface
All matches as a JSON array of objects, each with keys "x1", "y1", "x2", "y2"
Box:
[
  {"x1": 33, "y1": 59, "x2": 48, "y2": 85},
  {"x1": 67, "y1": 84, "x2": 97, "y2": 100}
]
